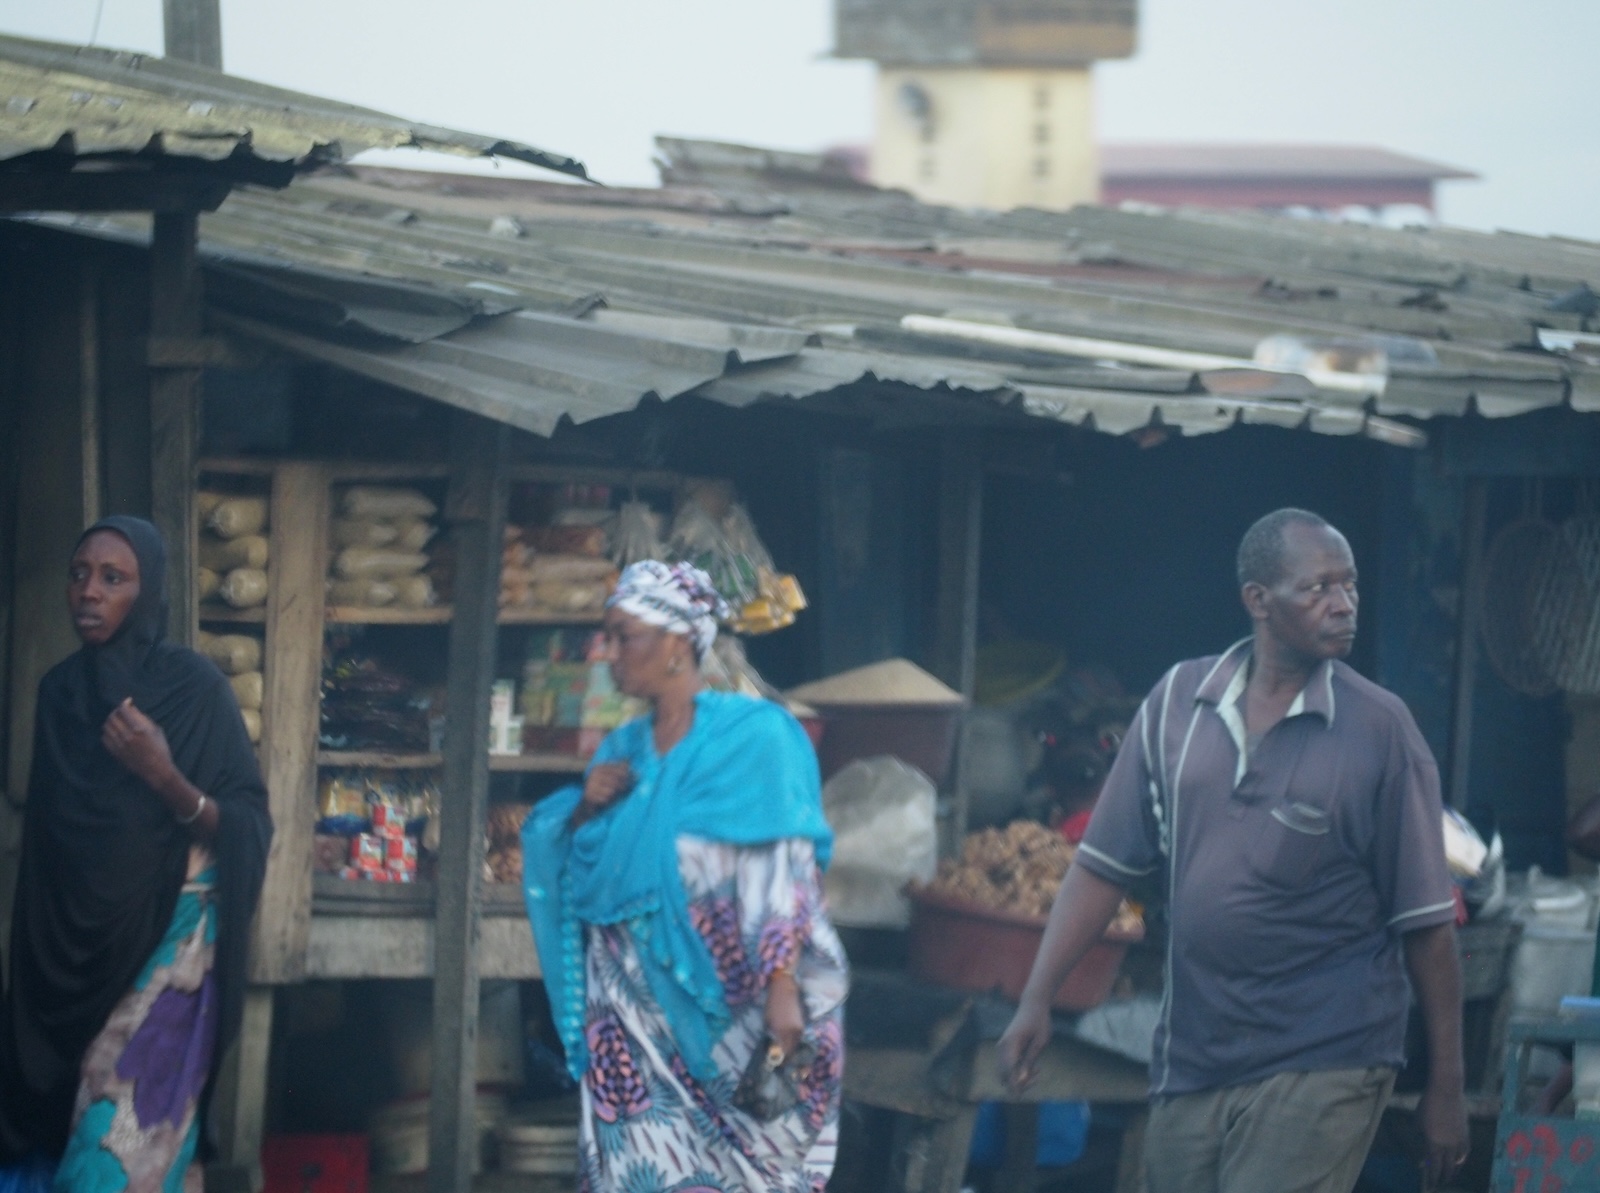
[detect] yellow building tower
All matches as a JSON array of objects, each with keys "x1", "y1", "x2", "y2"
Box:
[{"x1": 836, "y1": 0, "x2": 1138, "y2": 210}]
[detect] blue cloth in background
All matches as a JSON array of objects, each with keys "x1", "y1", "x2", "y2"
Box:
[
  {"x1": 968, "y1": 1101, "x2": 1091, "y2": 1168},
  {"x1": 0, "y1": 1155, "x2": 55, "y2": 1193},
  {"x1": 523, "y1": 691, "x2": 833, "y2": 1082}
]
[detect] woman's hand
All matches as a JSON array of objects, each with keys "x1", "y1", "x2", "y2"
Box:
[
  {"x1": 570, "y1": 762, "x2": 634, "y2": 828},
  {"x1": 102, "y1": 699, "x2": 218, "y2": 836},
  {"x1": 764, "y1": 970, "x2": 805, "y2": 1059},
  {"x1": 103, "y1": 698, "x2": 178, "y2": 790}
]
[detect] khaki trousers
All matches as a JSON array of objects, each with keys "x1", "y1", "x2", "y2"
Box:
[{"x1": 1144, "y1": 1066, "x2": 1396, "y2": 1193}]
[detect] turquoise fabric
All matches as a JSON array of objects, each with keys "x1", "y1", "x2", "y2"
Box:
[{"x1": 523, "y1": 691, "x2": 832, "y2": 1082}]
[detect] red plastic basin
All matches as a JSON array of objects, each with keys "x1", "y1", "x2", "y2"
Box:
[{"x1": 907, "y1": 887, "x2": 1143, "y2": 1011}]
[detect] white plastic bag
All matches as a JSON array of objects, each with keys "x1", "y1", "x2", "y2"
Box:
[{"x1": 821, "y1": 756, "x2": 938, "y2": 929}]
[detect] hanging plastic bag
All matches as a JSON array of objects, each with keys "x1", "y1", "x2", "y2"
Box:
[
  {"x1": 821, "y1": 757, "x2": 938, "y2": 928},
  {"x1": 612, "y1": 501, "x2": 666, "y2": 569}
]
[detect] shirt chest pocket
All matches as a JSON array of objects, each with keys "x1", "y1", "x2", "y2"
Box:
[{"x1": 1248, "y1": 800, "x2": 1332, "y2": 888}]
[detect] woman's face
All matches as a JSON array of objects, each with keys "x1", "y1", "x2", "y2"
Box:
[
  {"x1": 601, "y1": 608, "x2": 692, "y2": 699},
  {"x1": 68, "y1": 530, "x2": 141, "y2": 646}
]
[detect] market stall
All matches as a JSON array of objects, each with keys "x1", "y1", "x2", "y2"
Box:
[{"x1": 188, "y1": 440, "x2": 816, "y2": 1182}]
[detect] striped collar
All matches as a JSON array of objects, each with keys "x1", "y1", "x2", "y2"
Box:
[
  {"x1": 1197, "y1": 639, "x2": 1337, "y2": 784},
  {"x1": 1195, "y1": 638, "x2": 1338, "y2": 726}
]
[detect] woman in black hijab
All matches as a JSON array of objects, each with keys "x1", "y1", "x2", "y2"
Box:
[{"x1": 0, "y1": 517, "x2": 272, "y2": 1192}]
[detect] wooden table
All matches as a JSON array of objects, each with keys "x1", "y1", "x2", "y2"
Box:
[{"x1": 843, "y1": 971, "x2": 1151, "y2": 1193}]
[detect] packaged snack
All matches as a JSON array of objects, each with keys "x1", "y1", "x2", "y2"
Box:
[
  {"x1": 392, "y1": 518, "x2": 436, "y2": 552},
  {"x1": 351, "y1": 834, "x2": 386, "y2": 872},
  {"x1": 332, "y1": 518, "x2": 400, "y2": 548},
  {"x1": 341, "y1": 486, "x2": 437, "y2": 520},
  {"x1": 317, "y1": 772, "x2": 370, "y2": 833},
  {"x1": 370, "y1": 803, "x2": 405, "y2": 838},
  {"x1": 313, "y1": 834, "x2": 349, "y2": 875},
  {"x1": 327, "y1": 578, "x2": 398, "y2": 608},
  {"x1": 334, "y1": 548, "x2": 429, "y2": 580}
]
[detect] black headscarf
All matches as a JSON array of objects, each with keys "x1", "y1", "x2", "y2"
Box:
[{"x1": 0, "y1": 517, "x2": 272, "y2": 1162}]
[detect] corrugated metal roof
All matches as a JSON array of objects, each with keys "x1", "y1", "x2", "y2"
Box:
[
  {"x1": 0, "y1": 34, "x2": 585, "y2": 180},
  {"x1": 18, "y1": 145, "x2": 1600, "y2": 444}
]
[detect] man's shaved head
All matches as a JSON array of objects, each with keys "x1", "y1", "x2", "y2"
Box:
[{"x1": 1237, "y1": 508, "x2": 1335, "y2": 588}]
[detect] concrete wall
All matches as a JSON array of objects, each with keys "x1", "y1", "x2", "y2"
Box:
[{"x1": 871, "y1": 66, "x2": 1098, "y2": 210}]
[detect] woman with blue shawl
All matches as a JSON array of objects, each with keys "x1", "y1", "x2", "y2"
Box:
[{"x1": 523, "y1": 562, "x2": 847, "y2": 1193}]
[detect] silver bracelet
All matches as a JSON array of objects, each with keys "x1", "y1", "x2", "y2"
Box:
[{"x1": 176, "y1": 794, "x2": 207, "y2": 826}]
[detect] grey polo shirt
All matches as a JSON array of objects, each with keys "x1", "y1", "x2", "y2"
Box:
[{"x1": 1077, "y1": 640, "x2": 1456, "y2": 1098}]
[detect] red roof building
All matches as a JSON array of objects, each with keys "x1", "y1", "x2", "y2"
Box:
[{"x1": 1099, "y1": 144, "x2": 1477, "y2": 217}]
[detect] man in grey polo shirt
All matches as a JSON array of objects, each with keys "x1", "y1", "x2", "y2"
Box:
[{"x1": 998, "y1": 508, "x2": 1468, "y2": 1193}]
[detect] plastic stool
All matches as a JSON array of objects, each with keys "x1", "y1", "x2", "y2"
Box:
[{"x1": 1493, "y1": 1017, "x2": 1600, "y2": 1191}]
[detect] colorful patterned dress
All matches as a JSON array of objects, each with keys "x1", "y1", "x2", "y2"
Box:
[
  {"x1": 578, "y1": 836, "x2": 848, "y2": 1193},
  {"x1": 53, "y1": 849, "x2": 218, "y2": 1193}
]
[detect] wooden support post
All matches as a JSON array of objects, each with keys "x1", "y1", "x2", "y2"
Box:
[
  {"x1": 149, "y1": 212, "x2": 203, "y2": 647},
  {"x1": 998, "y1": 1103, "x2": 1038, "y2": 1193},
  {"x1": 428, "y1": 414, "x2": 510, "y2": 1193},
  {"x1": 1448, "y1": 478, "x2": 1489, "y2": 809},
  {"x1": 933, "y1": 431, "x2": 981, "y2": 849},
  {"x1": 893, "y1": 1107, "x2": 979, "y2": 1193},
  {"x1": 250, "y1": 462, "x2": 329, "y2": 982},
  {"x1": 206, "y1": 987, "x2": 274, "y2": 1193},
  {"x1": 78, "y1": 259, "x2": 101, "y2": 525},
  {"x1": 933, "y1": 431, "x2": 982, "y2": 700},
  {"x1": 163, "y1": 0, "x2": 222, "y2": 68}
]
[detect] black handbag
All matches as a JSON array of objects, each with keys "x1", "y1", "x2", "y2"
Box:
[{"x1": 733, "y1": 1036, "x2": 816, "y2": 1121}]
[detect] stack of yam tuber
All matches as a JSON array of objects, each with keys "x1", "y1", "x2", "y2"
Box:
[
  {"x1": 229, "y1": 671, "x2": 264, "y2": 712},
  {"x1": 198, "y1": 632, "x2": 262, "y2": 675},
  {"x1": 917, "y1": 820, "x2": 1143, "y2": 931},
  {"x1": 196, "y1": 493, "x2": 271, "y2": 611},
  {"x1": 196, "y1": 631, "x2": 265, "y2": 744},
  {"x1": 326, "y1": 488, "x2": 439, "y2": 608}
]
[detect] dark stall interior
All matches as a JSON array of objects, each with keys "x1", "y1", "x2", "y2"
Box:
[{"x1": 982, "y1": 426, "x2": 1388, "y2": 695}]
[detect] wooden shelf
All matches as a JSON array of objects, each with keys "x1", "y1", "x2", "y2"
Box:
[
  {"x1": 489, "y1": 753, "x2": 588, "y2": 773},
  {"x1": 325, "y1": 606, "x2": 603, "y2": 626},
  {"x1": 199, "y1": 605, "x2": 267, "y2": 623},
  {"x1": 326, "y1": 606, "x2": 451, "y2": 625},
  {"x1": 326, "y1": 462, "x2": 451, "y2": 482},
  {"x1": 199, "y1": 457, "x2": 280, "y2": 476},
  {"x1": 498, "y1": 608, "x2": 604, "y2": 626},
  {"x1": 310, "y1": 875, "x2": 527, "y2": 918},
  {"x1": 319, "y1": 751, "x2": 442, "y2": 769},
  {"x1": 317, "y1": 750, "x2": 589, "y2": 773}
]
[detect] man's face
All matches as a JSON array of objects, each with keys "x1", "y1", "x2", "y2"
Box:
[{"x1": 1246, "y1": 523, "x2": 1359, "y2": 662}]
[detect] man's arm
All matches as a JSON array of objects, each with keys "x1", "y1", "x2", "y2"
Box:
[
  {"x1": 996, "y1": 864, "x2": 1127, "y2": 1091},
  {"x1": 1404, "y1": 921, "x2": 1469, "y2": 1190}
]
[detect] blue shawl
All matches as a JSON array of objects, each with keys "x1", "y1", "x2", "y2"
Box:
[{"x1": 521, "y1": 691, "x2": 832, "y2": 1082}]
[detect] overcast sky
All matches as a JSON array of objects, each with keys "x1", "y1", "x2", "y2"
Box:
[{"x1": 5, "y1": 0, "x2": 1595, "y2": 239}]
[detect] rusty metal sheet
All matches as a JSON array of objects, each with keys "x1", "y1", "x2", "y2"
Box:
[{"x1": 0, "y1": 33, "x2": 584, "y2": 178}]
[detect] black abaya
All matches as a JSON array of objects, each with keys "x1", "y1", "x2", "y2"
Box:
[{"x1": 0, "y1": 517, "x2": 272, "y2": 1162}]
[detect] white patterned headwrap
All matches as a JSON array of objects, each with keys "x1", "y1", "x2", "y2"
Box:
[{"x1": 607, "y1": 560, "x2": 730, "y2": 660}]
